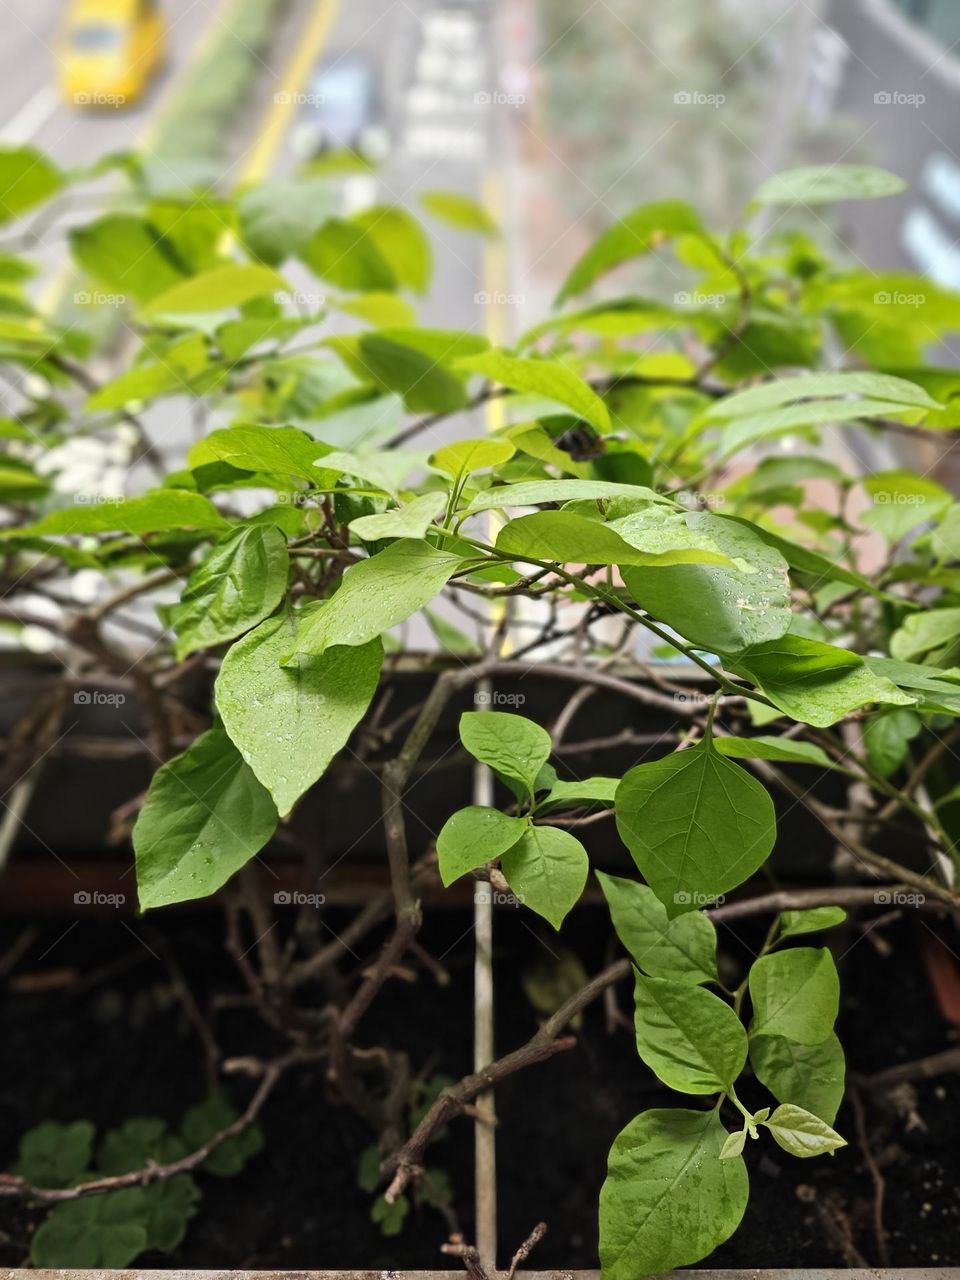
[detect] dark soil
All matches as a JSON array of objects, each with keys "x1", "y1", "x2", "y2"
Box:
[{"x1": 1, "y1": 900, "x2": 959, "y2": 1271}]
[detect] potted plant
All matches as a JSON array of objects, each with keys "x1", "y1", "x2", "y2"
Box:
[{"x1": 0, "y1": 146, "x2": 959, "y2": 1275}]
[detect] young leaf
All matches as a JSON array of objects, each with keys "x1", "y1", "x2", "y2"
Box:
[
  {"x1": 300, "y1": 217, "x2": 396, "y2": 291},
  {"x1": 420, "y1": 189, "x2": 500, "y2": 237},
  {"x1": 216, "y1": 615, "x2": 382, "y2": 817},
  {"x1": 17, "y1": 1121, "x2": 94, "y2": 1189},
  {"x1": 465, "y1": 478, "x2": 663, "y2": 512},
  {"x1": 539, "y1": 776, "x2": 620, "y2": 811},
  {"x1": 170, "y1": 525, "x2": 289, "y2": 660},
  {"x1": 436, "y1": 806, "x2": 527, "y2": 886},
  {"x1": 145, "y1": 264, "x2": 286, "y2": 315},
  {"x1": 188, "y1": 424, "x2": 336, "y2": 486},
  {"x1": 863, "y1": 707, "x2": 923, "y2": 778},
  {"x1": 596, "y1": 871, "x2": 717, "y2": 984},
  {"x1": 500, "y1": 825, "x2": 588, "y2": 929},
  {"x1": 30, "y1": 1191, "x2": 149, "y2": 1269},
  {"x1": 557, "y1": 200, "x2": 705, "y2": 304},
  {"x1": 714, "y1": 735, "x2": 834, "y2": 768},
  {"x1": 495, "y1": 509, "x2": 732, "y2": 570},
  {"x1": 720, "y1": 1128, "x2": 747, "y2": 1160},
  {"x1": 633, "y1": 975, "x2": 747, "y2": 1093},
  {"x1": 779, "y1": 907, "x2": 847, "y2": 939},
  {"x1": 761, "y1": 1103, "x2": 846, "y2": 1157},
  {"x1": 599, "y1": 1108, "x2": 748, "y2": 1280},
  {"x1": 754, "y1": 165, "x2": 906, "y2": 205},
  {"x1": 0, "y1": 145, "x2": 63, "y2": 223},
  {"x1": 459, "y1": 710, "x2": 552, "y2": 796},
  {"x1": 615, "y1": 741, "x2": 777, "y2": 916},
  {"x1": 706, "y1": 371, "x2": 939, "y2": 419},
  {"x1": 134, "y1": 729, "x2": 278, "y2": 911},
  {"x1": 289, "y1": 541, "x2": 464, "y2": 659},
  {"x1": 456, "y1": 350, "x2": 612, "y2": 432},
  {"x1": 749, "y1": 1032, "x2": 846, "y2": 1125},
  {"x1": 430, "y1": 437, "x2": 515, "y2": 477},
  {"x1": 348, "y1": 493, "x2": 443, "y2": 542},
  {"x1": 352, "y1": 206, "x2": 433, "y2": 293},
  {"x1": 749, "y1": 947, "x2": 839, "y2": 1044},
  {"x1": 180, "y1": 1091, "x2": 264, "y2": 1176}
]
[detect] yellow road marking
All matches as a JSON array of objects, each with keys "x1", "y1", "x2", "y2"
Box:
[{"x1": 238, "y1": 0, "x2": 342, "y2": 183}]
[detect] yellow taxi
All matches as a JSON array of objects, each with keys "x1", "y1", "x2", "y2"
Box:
[{"x1": 60, "y1": 0, "x2": 167, "y2": 109}]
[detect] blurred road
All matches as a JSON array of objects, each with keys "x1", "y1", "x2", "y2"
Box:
[{"x1": 0, "y1": 0, "x2": 216, "y2": 160}]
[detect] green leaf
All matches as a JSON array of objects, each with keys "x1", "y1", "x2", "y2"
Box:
[
  {"x1": 349, "y1": 493, "x2": 443, "y2": 541},
  {"x1": 891, "y1": 608, "x2": 960, "y2": 664},
  {"x1": 431, "y1": 437, "x2": 516, "y2": 477},
  {"x1": 495, "y1": 508, "x2": 733, "y2": 570},
  {"x1": 133, "y1": 728, "x2": 278, "y2": 911},
  {"x1": 420, "y1": 189, "x2": 500, "y2": 237},
  {"x1": 500, "y1": 824, "x2": 589, "y2": 929},
  {"x1": 145, "y1": 264, "x2": 286, "y2": 315},
  {"x1": 862, "y1": 470, "x2": 952, "y2": 541},
  {"x1": 436, "y1": 806, "x2": 528, "y2": 886},
  {"x1": 97, "y1": 1120, "x2": 199, "y2": 1252},
  {"x1": 599, "y1": 1108, "x2": 748, "y2": 1279},
  {"x1": 189, "y1": 424, "x2": 335, "y2": 485},
  {"x1": 754, "y1": 165, "x2": 906, "y2": 205},
  {"x1": 371, "y1": 1193, "x2": 410, "y2": 1236},
  {"x1": 863, "y1": 707, "x2": 923, "y2": 778},
  {"x1": 761, "y1": 1103, "x2": 846, "y2": 1157},
  {"x1": 70, "y1": 214, "x2": 185, "y2": 303},
  {"x1": 216, "y1": 614, "x2": 382, "y2": 817},
  {"x1": 596, "y1": 871, "x2": 717, "y2": 984},
  {"x1": 732, "y1": 636, "x2": 917, "y2": 726},
  {"x1": 17, "y1": 492, "x2": 229, "y2": 538},
  {"x1": 289, "y1": 540, "x2": 464, "y2": 659},
  {"x1": 557, "y1": 200, "x2": 705, "y2": 304},
  {"x1": 352, "y1": 206, "x2": 433, "y2": 293},
  {"x1": 459, "y1": 710, "x2": 552, "y2": 796},
  {"x1": 0, "y1": 145, "x2": 63, "y2": 223},
  {"x1": 301, "y1": 217, "x2": 396, "y2": 291},
  {"x1": 714, "y1": 735, "x2": 834, "y2": 768},
  {"x1": 706, "y1": 371, "x2": 940, "y2": 420},
  {"x1": 17, "y1": 1121, "x2": 93, "y2": 1188},
  {"x1": 621, "y1": 513, "x2": 791, "y2": 653},
  {"x1": 237, "y1": 176, "x2": 335, "y2": 265},
  {"x1": 30, "y1": 1191, "x2": 149, "y2": 1269},
  {"x1": 749, "y1": 947, "x2": 839, "y2": 1044},
  {"x1": 329, "y1": 333, "x2": 469, "y2": 414},
  {"x1": 456, "y1": 350, "x2": 611, "y2": 432},
  {"x1": 633, "y1": 975, "x2": 747, "y2": 1093},
  {"x1": 540, "y1": 776, "x2": 620, "y2": 810},
  {"x1": 779, "y1": 907, "x2": 847, "y2": 939},
  {"x1": 749, "y1": 1032, "x2": 845, "y2": 1125},
  {"x1": 180, "y1": 1091, "x2": 264, "y2": 1177},
  {"x1": 170, "y1": 525, "x2": 289, "y2": 660},
  {"x1": 615, "y1": 741, "x2": 777, "y2": 915},
  {"x1": 465, "y1": 479, "x2": 663, "y2": 513}
]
